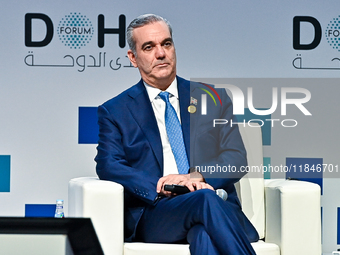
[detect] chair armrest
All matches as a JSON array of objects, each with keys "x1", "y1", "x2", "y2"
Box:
[
  {"x1": 69, "y1": 177, "x2": 124, "y2": 255},
  {"x1": 264, "y1": 179, "x2": 321, "y2": 255}
]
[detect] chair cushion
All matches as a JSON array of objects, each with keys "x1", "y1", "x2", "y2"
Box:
[
  {"x1": 252, "y1": 240, "x2": 280, "y2": 255},
  {"x1": 124, "y1": 243, "x2": 190, "y2": 255},
  {"x1": 237, "y1": 124, "x2": 265, "y2": 239},
  {"x1": 123, "y1": 241, "x2": 280, "y2": 255}
]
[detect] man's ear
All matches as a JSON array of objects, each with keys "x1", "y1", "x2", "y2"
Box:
[{"x1": 127, "y1": 50, "x2": 138, "y2": 68}]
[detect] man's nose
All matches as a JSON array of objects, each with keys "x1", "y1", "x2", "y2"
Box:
[{"x1": 155, "y1": 45, "x2": 165, "y2": 59}]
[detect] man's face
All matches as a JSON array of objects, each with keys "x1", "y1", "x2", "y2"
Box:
[{"x1": 127, "y1": 21, "x2": 177, "y2": 90}]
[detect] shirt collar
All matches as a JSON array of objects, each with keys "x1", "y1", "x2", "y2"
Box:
[{"x1": 144, "y1": 78, "x2": 178, "y2": 102}]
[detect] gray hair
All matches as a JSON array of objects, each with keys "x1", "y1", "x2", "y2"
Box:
[{"x1": 127, "y1": 14, "x2": 173, "y2": 54}]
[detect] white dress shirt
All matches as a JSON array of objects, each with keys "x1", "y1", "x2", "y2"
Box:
[{"x1": 144, "y1": 78, "x2": 181, "y2": 176}]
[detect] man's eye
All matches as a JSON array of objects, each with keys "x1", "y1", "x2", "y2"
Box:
[
  {"x1": 164, "y1": 42, "x2": 172, "y2": 47},
  {"x1": 144, "y1": 45, "x2": 152, "y2": 51}
]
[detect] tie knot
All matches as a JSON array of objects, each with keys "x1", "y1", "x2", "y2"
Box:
[{"x1": 159, "y1": 91, "x2": 170, "y2": 103}]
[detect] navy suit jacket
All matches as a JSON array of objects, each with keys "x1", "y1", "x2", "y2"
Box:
[{"x1": 95, "y1": 76, "x2": 249, "y2": 241}]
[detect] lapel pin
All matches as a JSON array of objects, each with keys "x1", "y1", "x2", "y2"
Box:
[
  {"x1": 190, "y1": 97, "x2": 198, "y2": 105},
  {"x1": 189, "y1": 97, "x2": 197, "y2": 113},
  {"x1": 188, "y1": 105, "x2": 196, "y2": 113}
]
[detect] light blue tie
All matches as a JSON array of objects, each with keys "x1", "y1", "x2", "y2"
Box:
[{"x1": 159, "y1": 91, "x2": 189, "y2": 174}]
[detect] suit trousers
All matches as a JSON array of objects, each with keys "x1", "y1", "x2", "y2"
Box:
[{"x1": 136, "y1": 189, "x2": 257, "y2": 255}]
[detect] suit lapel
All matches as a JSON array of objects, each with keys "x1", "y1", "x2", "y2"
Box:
[
  {"x1": 127, "y1": 80, "x2": 163, "y2": 173},
  {"x1": 126, "y1": 77, "x2": 191, "y2": 172},
  {"x1": 177, "y1": 76, "x2": 190, "y2": 163}
]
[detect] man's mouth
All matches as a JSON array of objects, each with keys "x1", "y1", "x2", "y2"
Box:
[{"x1": 155, "y1": 62, "x2": 169, "y2": 67}]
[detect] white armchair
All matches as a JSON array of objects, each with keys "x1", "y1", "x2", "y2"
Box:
[{"x1": 69, "y1": 124, "x2": 321, "y2": 255}]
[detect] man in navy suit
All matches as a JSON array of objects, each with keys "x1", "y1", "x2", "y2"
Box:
[{"x1": 95, "y1": 14, "x2": 258, "y2": 255}]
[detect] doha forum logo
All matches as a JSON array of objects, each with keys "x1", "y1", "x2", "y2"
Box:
[
  {"x1": 293, "y1": 15, "x2": 340, "y2": 70},
  {"x1": 325, "y1": 15, "x2": 340, "y2": 51},
  {"x1": 57, "y1": 12, "x2": 94, "y2": 49},
  {"x1": 25, "y1": 12, "x2": 125, "y2": 49},
  {"x1": 24, "y1": 12, "x2": 133, "y2": 72}
]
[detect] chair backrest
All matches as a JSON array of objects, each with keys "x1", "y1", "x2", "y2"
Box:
[{"x1": 236, "y1": 123, "x2": 265, "y2": 239}]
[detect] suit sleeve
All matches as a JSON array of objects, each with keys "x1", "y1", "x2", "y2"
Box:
[
  {"x1": 95, "y1": 104, "x2": 160, "y2": 205},
  {"x1": 191, "y1": 88, "x2": 248, "y2": 189}
]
